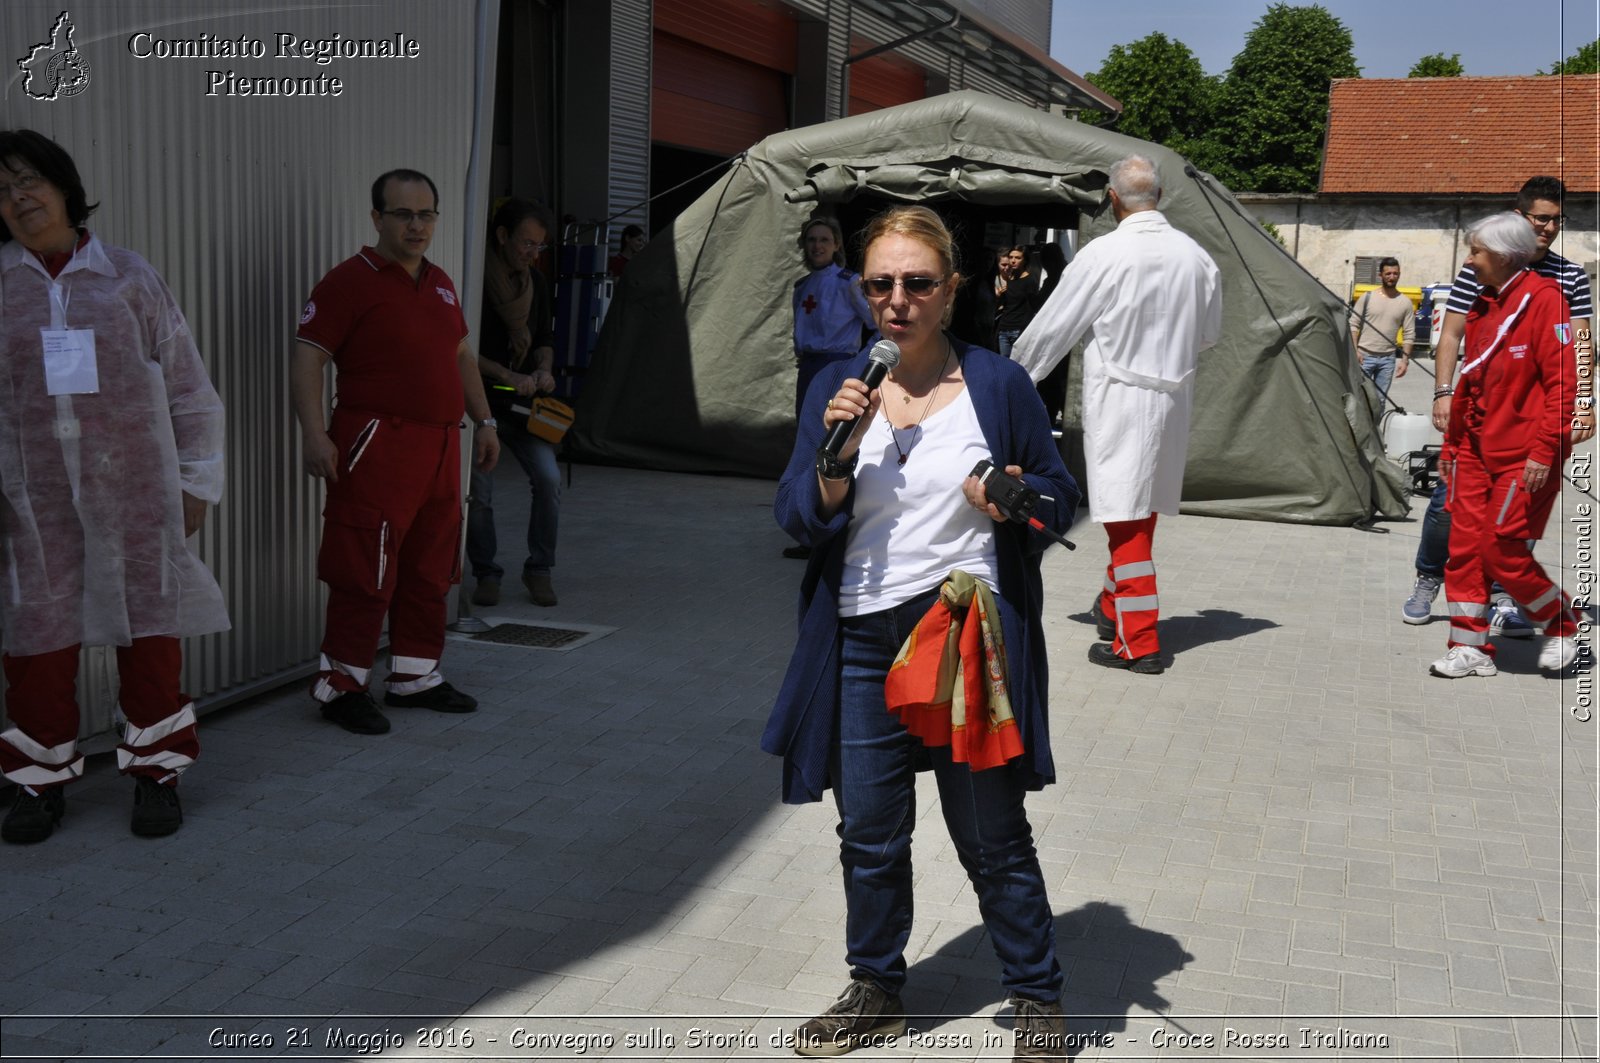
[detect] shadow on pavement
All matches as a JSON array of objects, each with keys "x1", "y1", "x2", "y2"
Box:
[{"x1": 906, "y1": 900, "x2": 1190, "y2": 1058}]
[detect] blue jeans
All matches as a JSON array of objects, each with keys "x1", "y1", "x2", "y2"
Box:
[
  {"x1": 996, "y1": 329, "x2": 1022, "y2": 359},
  {"x1": 833, "y1": 589, "x2": 1061, "y2": 1000},
  {"x1": 1359, "y1": 353, "x2": 1395, "y2": 406},
  {"x1": 466, "y1": 421, "x2": 560, "y2": 580},
  {"x1": 1416, "y1": 477, "x2": 1450, "y2": 577}
]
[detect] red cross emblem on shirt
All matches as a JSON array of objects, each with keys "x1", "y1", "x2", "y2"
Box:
[{"x1": 802, "y1": 294, "x2": 818, "y2": 315}]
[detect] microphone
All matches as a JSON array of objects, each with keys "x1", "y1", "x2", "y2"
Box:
[{"x1": 820, "y1": 340, "x2": 900, "y2": 458}]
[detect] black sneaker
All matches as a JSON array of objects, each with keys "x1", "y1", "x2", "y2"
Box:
[
  {"x1": 321, "y1": 689, "x2": 392, "y2": 734},
  {"x1": 384, "y1": 680, "x2": 477, "y2": 714},
  {"x1": 1087, "y1": 641, "x2": 1165, "y2": 674},
  {"x1": 794, "y1": 978, "x2": 904, "y2": 1057},
  {"x1": 1090, "y1": 593, "x2": 1114, "y2": 641},
  {"x1": 131, "y1": 776, "x2": 183, "y2": 837},
  {"x1": 2, "y1": 786, "x2": 65, "y2": 844},
  {"x1": 782, "y1": 544, "x2": 812, "y2": 560},
  {"x1": 1011, "y1": 997, "x2": 1065, "y2": 1062}
]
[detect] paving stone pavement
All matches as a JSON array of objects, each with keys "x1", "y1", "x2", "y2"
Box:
[{"x1": 1, "y1": 361, "x2": 1596, "y2": 1061}]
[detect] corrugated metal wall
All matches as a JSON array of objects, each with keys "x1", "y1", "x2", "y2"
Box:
[
  {"x1": 965, "y1": 0, "x2": 1051, "y2": 45},
  {"x1": 0, "y1": 0, "x2": 496, "y2": 742},
  {"x1": 608, "y1": 0, "x2": 651, "y2": 236}
]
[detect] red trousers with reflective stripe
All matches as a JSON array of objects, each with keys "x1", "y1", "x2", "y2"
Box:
[
  {"x1": 316, "y1": 408, "x2": 462, "y2": 693},
  {"x1": 0, "y1": 637, "x2": 195, "y2": 787},
  {"x1": 1443, "y1": 447, "x2": 1575, "y2": 654},
  {"x1": 1100, "y1": 515, "x2": 1161, "y2": 659}
]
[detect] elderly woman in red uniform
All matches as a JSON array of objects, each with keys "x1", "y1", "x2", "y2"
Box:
[{"x1": 1431, "y1": 211, "x2": 1580, "y2": 679}]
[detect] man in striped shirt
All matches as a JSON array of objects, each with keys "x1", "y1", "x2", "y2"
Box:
[{"x1": 1402, "y1": 176, "x2": 1593, "y2": 633}]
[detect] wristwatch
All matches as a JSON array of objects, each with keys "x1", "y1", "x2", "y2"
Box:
[
  {"x1": 476, "y1": 417, "x2": 499, "y2": 430},
  {"x1": 815, "y1": 448, "x2": 858, "y2": 481},
  {"x1": 1577, "y1": 396, "x2": 1594, "y2": 412}
]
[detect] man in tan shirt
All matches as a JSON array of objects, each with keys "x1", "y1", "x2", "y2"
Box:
[{"x1": 1348, "y1": 256, "x2": 1415, "y2": 406}]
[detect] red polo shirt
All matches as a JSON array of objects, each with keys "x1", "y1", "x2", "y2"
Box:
[{"x1": 297, "y1": 247, "x2": 469, "y2": 425}]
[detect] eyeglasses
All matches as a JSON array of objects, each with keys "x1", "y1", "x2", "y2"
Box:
[
  {"x1": 513, "y1": 240, "x2": 547, "y2": 253},
  {"x1": 0, "y1": 171, "x2": 42, "y2": 199},
  {"x1": 1519, "y1": 210, "x2": 1567, "y2": 227},
  {"x1": 861, "y1": 275, "x2": 946, "y2": 297},
  {"x1": 380, "y1": 209, "x2": 439, "y2": 225}
]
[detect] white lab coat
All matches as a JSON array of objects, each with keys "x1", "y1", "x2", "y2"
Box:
[
  {"x1": 0, "y1": 235, "x2": 229, "y2": 656},
  {"x1": 1012, "y1": 210, "x2": 1221, "y2": 523}
]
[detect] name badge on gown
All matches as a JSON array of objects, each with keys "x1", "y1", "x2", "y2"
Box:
[{"x1": 40, "y1": 328, "x2": 99, "y2": 395}]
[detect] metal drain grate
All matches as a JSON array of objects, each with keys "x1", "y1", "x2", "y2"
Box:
[{"x1": 471, "y1": 623, "x2": 591, "y2": 648}]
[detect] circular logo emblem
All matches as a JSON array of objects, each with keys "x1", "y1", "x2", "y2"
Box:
[
  {"x1": 46, "y1": 51, "x2": 90, "y2": 98},
  {"x1": 300, "y1": 301, "x2": 317, "y2": 325}
]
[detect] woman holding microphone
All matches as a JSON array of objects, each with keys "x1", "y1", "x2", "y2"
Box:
[{"x1": 764, "y1": 205, "x2": 1078, "y2": 1061}]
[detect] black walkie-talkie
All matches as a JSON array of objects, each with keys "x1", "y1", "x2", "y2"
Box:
[{"x1": 971, "y1": 460, "x2": 1075, "y2": 550}]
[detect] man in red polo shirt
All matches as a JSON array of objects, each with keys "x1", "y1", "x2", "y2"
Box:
[{"x1": 291, "y1": 169, "x2": 500, "y2": 735}]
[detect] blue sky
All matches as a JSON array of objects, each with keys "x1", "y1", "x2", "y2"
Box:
[{"x1": 1049, "y1": 0, "x2": 1599, "y2": 78}]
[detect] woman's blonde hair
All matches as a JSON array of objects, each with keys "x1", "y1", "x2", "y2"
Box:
[
  {"x1": 859, "y1": 205, "x2": 964, "y2": 326},
  {"x1": 798, "y1": 215, "x2": 846, "y2": 267}
]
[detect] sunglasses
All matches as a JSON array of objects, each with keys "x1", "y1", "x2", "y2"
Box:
[{"x1": 861, "y1": 275, "x2": 946, "y2": 297}]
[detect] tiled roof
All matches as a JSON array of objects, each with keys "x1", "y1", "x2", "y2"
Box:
[{"x1": 1320, "y1": 76, "x2": 1599, "y2": 194}]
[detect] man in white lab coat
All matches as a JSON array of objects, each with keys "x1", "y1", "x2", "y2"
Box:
[{"x1": 1012, "y1": 154, "x2": 1221, "y2": 674}]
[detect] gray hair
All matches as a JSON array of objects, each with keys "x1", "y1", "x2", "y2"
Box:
[
  {"x1": 1467, "y1": 211, "x2": 1538, "y2": 271},
  {"x1": 1109, "y1": 154, "x2": 1161, "y2": 210}
]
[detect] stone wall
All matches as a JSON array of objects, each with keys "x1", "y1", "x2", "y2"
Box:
[{"x1": 1237, "y1": 193, "x2": 1599, "y2": 311}]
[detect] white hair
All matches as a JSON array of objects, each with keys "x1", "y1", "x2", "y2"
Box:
[
  {"x1": 1466, "y1": 211, "x2": 1538, "y2": 271},
  {"x1": 1109, "y1": 154, "x2": 1161, "y2": 210}
]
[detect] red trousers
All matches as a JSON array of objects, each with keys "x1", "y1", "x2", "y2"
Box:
[
  {"x1": 314, "y1": 407, "x2": 462, "y2": 701},
  {"x1": 1443, "y1": 448, "x2": 1576, "y2": 654},
  {"x1": 1099, "y1": 515, "x2": 1161, "y2": 659},
  {"x1": 0, "y1": 636, "x2": 196, "y2": 788}
]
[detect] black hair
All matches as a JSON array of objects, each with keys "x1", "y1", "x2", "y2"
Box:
[
  {"x1": 491, "y1": 197, "x2": 554, "y2": 239},
  {"x1": 620, "y1": 224, "x2": 644, "y2": 241},
  {"x1": 1517, "y1": 175, "x2": 1565, "y2": 212},
  {"x1": 0, "y1": 129, "x2": 97, "y2": 237},
  {"x1": 371, "y1": 168, "x2": 439, "y2": 212},
  {"x1": 1377, "y1": 256, "x2": 1400, "y2": 271}
]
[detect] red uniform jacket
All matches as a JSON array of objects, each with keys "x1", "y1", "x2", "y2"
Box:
[{"x1": 1444, "y1": 269, "x2": 1575, "y2": 473}]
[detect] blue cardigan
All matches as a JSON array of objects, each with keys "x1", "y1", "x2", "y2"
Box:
[{"x1": 762, "y1": 338, "x2": 1080, "y2": 804}]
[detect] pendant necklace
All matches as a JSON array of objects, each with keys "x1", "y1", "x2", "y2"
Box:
[{"x1": 888, "y1": 344, "x2": 952, "y2": 466}]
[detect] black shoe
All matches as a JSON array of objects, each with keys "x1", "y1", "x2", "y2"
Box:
[
  {"x1": 471, "y1": 578, "x2": 500, "y2": 607},
  {"x1": 1090, "y1": 593, "x2": 1114, "y2": 641},
  {"x1": 321, "y1": 689, "x2": 391, "y2": 734},
  {"x1": 1011, "y1": 997, "x2": 1066, "y2": 1062},
  {"x1": 130, "y1": 776, "x2": 183, "y2": 837},
  {"x1": 522, "y1": 571, "x2": 558, "y2": 607},
  {"x1": 794, "y1": 978, "x2": 905, "y2": 1057},
  {"x1": 1087, "y1": 641, "x2": 1165, "y2": 674},
  {"x1": 2, "y1": 786, "x2": 65, "y2": 844},
  {"x1": 782, "y1": 544, "x2": 812, "y2": 560},
  {"x1": 384, "y1": 680, "x2": 477, "y2": 714}
]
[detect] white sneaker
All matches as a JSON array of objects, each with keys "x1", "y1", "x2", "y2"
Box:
[
  {"x1": 1538, "y1": 636, "x2": 1578, "y2": 672},
  {"x1": 1429, "y1": 645, "x2": 1498, "y2": 678}
]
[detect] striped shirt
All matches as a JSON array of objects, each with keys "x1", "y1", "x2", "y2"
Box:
[{"x1": 1445, "y1": 249, "x2": 1593, "y2": 318}]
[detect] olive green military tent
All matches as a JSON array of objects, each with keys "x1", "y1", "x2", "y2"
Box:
[{"x1": 572, "y1": 90, "x2": 1408, "y2": 525}]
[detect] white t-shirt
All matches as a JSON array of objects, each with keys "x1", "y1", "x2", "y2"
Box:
[{"x1": 838, "y1": 387, "x2": 1000, "y2": 617}]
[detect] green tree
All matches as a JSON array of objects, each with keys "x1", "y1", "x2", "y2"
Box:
[
  {"x1": 1548, "y1": 38, "x2": 1600, "y2": 74},
  {"x1": 1086, "y1": 32, "x2": 1218, "y2": 158},
  {"x1": 1210, "y1": 3, "x2": 1360, "y2": 192},
  {"x1": 1408, "y1": 52, "x2": 1464, "y2": 77}
]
